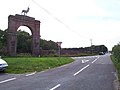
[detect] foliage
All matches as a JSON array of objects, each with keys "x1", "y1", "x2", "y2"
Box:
[
  {"x1": 62, "y1": 45, "x2": 108, "y2": 55},
  {"x1": 17, "y1": 30, "x2": 58, "y2": 53},
  {"x1": 0, "y1": 28, "x2": 108, "y2": 56},
  {"x1": 92, "y1": 45, "x2": 108, "y2": 53},
  {"x1": 3, "y1": 57, "x2": 74, "y2": 74},
  {"x1": 111, "y1": 56, "x2": 120, "y2": 81},
  {"x1": 0, "y1": 29, "x2": 58, "y2": 55},
  {"x1": 0, "y1": 29, "x2": 7, "y2": 49},
  {"x1": 112, "y1": 44, "x2": 120, "y2": 81},
  {"x1": 17, "y1": 30, "x2": 32, "y2": 53},
  {"x1": 40, "y1": 39, "x2": 58, "y2": 50},
  {"x1": 112, "y1": 44, "x2": 120, "y2": 62}
]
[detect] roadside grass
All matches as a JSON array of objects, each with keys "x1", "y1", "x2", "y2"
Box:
[
  {"x1": 3, "y1": 57, "x2": 74, "y2": 74},
  {"x1": 111, "y1": 55, "x2": 120, "y2": 81}
]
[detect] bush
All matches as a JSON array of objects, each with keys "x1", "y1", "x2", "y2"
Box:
[
  {"x1": 112, "y1": 44, "x2": 120, "y2": 62},
  {"x1": 111, "y1": 56, "x2": 120, "y2": 81},
  {"x1": 112, "y1": 44, "x2": 120, "y2": 81}
]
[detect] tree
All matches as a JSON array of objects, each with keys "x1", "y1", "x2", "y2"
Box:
[
  {"x1": 0, "y1": 29, "x2": 7, "y2": 49},
  {"x1": 17, "y1": 30, "x2": 32, "y2": 53},
  {"x1": 40, "y1": 39, "x2": 58, "y2": 50},
  {"x1": 93, "y1": 45, "x2": 108, "y2": 53},
  {"x1": 0, "y1": 29, "x2": 3, "y2": 48},
  {"x1": 112, "y1": 44, "x2": 120, "y2": 62},
  {"x1": 0, "y1": 29, "x2": 58, "y2": 55}
]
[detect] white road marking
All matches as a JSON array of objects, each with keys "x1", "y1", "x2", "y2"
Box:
[
  {"x1": 50, "y1": 84, "x2": 61, "y2": 90},
  {"x1": 0, "y1": 78, "x2": 16, "y2": 84},
  {"x1": 74, "y1": 64, "x2": 90, "y2": 76},
  {"x1": 26, "y1": 71, "x2": 36, "y2": 76},
  {"x1": 82, "y1": 60, "x2": 89, "y2": 63},
  {"x1": 91, "y1": 57, "x2": 99, "y2": 64}
]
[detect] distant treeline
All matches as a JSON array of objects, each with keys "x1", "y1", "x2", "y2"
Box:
[
  {"x1": 61, "y1": 45, "x2": 108, "y2": 56},
  {"x1": 0, "y1": 29, "x2": 108, "y2": 56},
  {"x1": 0, "y1": 29, "x2": 58, "y2": 55}
]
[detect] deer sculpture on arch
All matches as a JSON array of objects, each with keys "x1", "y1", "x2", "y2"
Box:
[{"x1": 21, "y1": 7, "x2": 30, "y2": 15}]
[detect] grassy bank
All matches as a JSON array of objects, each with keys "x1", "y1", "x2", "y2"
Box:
[
  {"x1": 111, "y1": 55, "x2": 120, "y2": 81},
  {"x1": 3, "y1": 57, "x2": 74, "y2": 74}
]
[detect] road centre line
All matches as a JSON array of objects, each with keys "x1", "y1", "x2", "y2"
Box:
[
  {"x1": 50, "y1": 84, "x2": 61, "y2": 90},
  {"x1": 0, "y1": 56, "x2": 99, "y2": 85},
  {"x1": 0, "y1": 78, "x2": 16, "y2": 84},
  {"x1": 91, "y1": 57, "x2": 99, "y2": 64},
  {"x1": 74, "y1": 64, "x2": 90, "y2": 76}
]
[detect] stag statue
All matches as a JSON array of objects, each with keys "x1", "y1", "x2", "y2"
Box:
[{"x1": 21, "y1": 7, "x2": 30, "y2": 15}]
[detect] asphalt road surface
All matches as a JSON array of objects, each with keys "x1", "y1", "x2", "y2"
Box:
[{"x1": 0, "y1": 54, "x2": 117, "y2": 90}]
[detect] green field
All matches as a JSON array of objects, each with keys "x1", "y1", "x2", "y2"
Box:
[{"x1": 3, "y1": 57, "x2": 74, "y2": 74}]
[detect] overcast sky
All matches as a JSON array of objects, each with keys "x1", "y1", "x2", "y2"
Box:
[{"x1": 1, "y1": 0, "x2": 120, "y2": 50}]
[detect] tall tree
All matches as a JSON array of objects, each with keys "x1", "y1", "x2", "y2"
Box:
[
  {"x1": 17, "y1": 30, "x2": 32, "y2": 53},
  {"x1": 0, "y1": 29, "x2": 7, "y2": 49}
]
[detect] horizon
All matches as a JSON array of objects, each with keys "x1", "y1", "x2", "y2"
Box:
[{"x1": 0, "y1": 0, "x2": 120, "y2": 50}]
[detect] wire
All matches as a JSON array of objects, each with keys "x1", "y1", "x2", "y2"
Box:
[{"x1": 31, "y1": 0, "x2": 89, "y2": 39}]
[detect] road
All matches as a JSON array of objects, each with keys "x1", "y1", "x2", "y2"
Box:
[{"x1": 0, "y1": 54, "x2": 117, "y2": 90}]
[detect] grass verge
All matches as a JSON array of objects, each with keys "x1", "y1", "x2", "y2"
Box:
[
  {"x1": 111, "y1": 55, "x2": 120, "y2": 81},
  {"x1": 3, "y1": 57, "x2": 74, "y2": 74}
]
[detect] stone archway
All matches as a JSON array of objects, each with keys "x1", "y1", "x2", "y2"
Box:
[{"x1": 7, "y1": 14, "x2": 40, "y2": 56}]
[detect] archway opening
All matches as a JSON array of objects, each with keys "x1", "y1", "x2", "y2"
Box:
[{"x1": 17, "y1": 26, "x2": 32, "y2": 56}]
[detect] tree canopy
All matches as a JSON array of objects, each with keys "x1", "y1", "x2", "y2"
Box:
[
  {"x1": 17, "y1": 30, "x2": 32, "y2": 53},
  {"x1": 0, "y1": 29, "x2": 58, "y2": 54},
  {"x1": 0, "y1": 29, "x2": 108, "y2": 56},
  {"x1": 112, "y1": 44, "x2": 120, "y2": 62},
  {"x1": 0, "y1": 29, "x2": 7, "y2": 49}
]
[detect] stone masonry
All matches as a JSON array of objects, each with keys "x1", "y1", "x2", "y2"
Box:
[{"x1": 7, "y1": 14, "x2": 40, "y2": 56}]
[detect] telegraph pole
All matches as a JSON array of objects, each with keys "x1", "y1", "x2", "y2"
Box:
[
  {"x1": 90, "y1": 39, "x2": 93, "y2": 54},
  {"x1": 90, "y1": 39, "x2": 92, "y2": 46}
]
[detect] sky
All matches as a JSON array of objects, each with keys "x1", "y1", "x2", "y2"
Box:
[{"x1": 0, "y1": 0, "x2": 120, "y2": 50}]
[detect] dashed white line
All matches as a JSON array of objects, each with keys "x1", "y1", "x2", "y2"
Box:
[
  {"x1": 91, "y1": 57, "x2": 99, "y2": 64},
  {"x1": 26, "y1": 71, "x2": 36, "y2": 76},
  {"x1": 0, "y1": 78, "x2": 16, "y2": 84},
  {"x1": 50, "y1": 84, "x2": 61, "y2": 90},
  {"x1": 74, "y1": 64, "x2": 90, "y2": 76}
]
